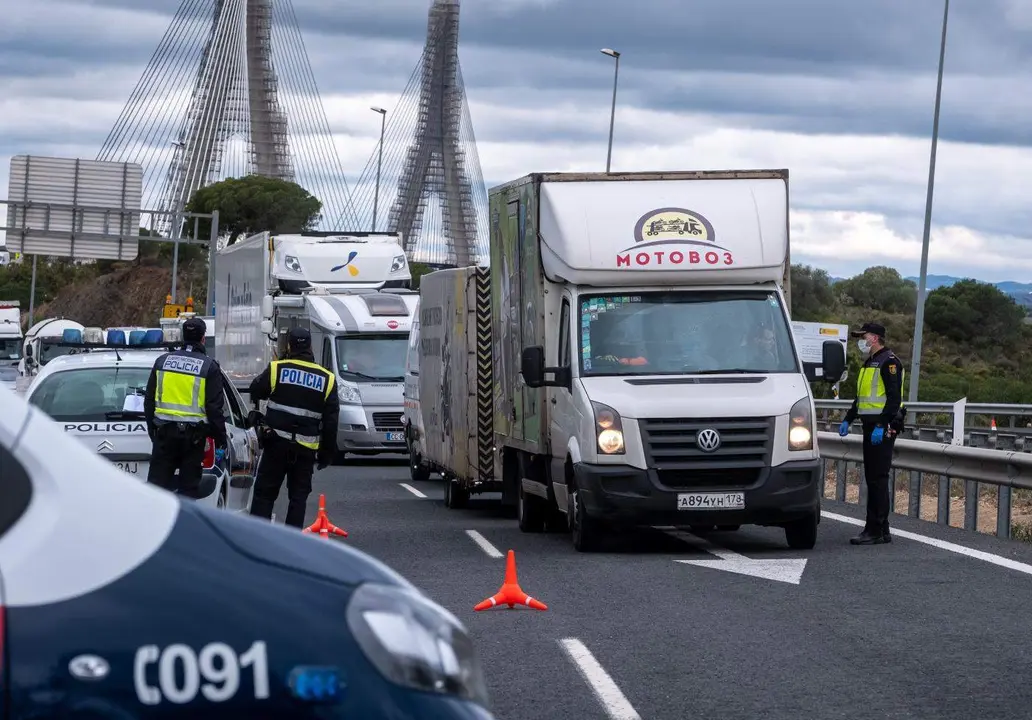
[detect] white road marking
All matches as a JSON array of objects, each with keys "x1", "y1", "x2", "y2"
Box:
[
  {"x1": 465, "y1": 530, "x2": 503, "y2": 558},
  {"x1": 822, "y1": 510, "x2": 1032, "y2": 577},
  {"x1": 399, "y1": 483, "x2": 427, "y2": 499},
  {"x1": 559, "y1": 638, "x2": 641, "y2": 720},
  {"x1": 665, "y1": 529, "x2": 807, "y2": 584}
]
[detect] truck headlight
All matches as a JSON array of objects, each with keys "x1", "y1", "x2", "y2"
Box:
[
  {"x1": 788, "y1": 396, "x2": 813, "y2": 451},
  {"x1": 346, "y1": 582, "x2": 491, "y2": 708},
  {"x1": 284, "y1": 255, "x2": 302, "y2": 273},
  {"x1": 390, "y1": 254, "x2": 407, "y2": 273},
  {"x1": 592, "y1": 401, "x2": 625, "y2": 455},
  {"x1": 339, "y1": 381, "x2": 362, "y2": 405}
]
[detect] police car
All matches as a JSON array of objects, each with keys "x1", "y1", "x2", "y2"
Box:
[
  {"x1": 0, "y1": 382, "x2": 494, "y2": 717},
  {"x1": 23, "y1": 327, "x2": 258, "y2": 512}
]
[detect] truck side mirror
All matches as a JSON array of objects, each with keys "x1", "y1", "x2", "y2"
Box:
[
  {"x1": 24, "y1": 344, "x2": 32, "y2": 359},
  {"x1": 521, "y1": 346, "x2": 545, "y2": 387},
  {"x1": 260, "y1": 320, "x2": 274, "y2": 336},
  {"x1": 822, "y1": 340, "x2": 846, "y2": 384}
]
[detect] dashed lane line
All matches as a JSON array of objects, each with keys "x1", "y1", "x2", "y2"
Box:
[
  {"x1": 465, "y1": 529, "x2": 503, "y2": 558},
  {"x1": 399, "y1": 483, "x2": 428, "y2": 499},
  {"x1": 822, "y1": 510, "x2": 1032, "y2": 577},
  {"x1": 559, "y1": 638, "x2": 642, "y2": 720}
]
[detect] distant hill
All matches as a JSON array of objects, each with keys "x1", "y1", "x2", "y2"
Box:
[{"x1": 829, "y1": 274, "x2": 1032, "y2": 311}]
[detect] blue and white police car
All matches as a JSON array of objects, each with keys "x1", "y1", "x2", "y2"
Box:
[
  {"x1": 23, "y1": 327, "x2": 258, "y2": 512},
  {"x1": 0, "y1": 382, "x2": 494, "y2": 717}
]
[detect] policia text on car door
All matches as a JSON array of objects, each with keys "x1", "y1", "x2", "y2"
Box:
[
  {"x1": 144, "y1": 317, "x2": 229, "y2": 498},
  {"x1": 248, "y1": 327, "x2": 340, "y2": 528}
]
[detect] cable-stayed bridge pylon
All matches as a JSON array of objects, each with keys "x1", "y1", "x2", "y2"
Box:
[{"x1": 96, "y1": 0, "x2": 358, "y2": 235}]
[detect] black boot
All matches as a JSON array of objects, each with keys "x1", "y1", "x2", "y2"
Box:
[{"x1": 850, "y1": 527, "x2": 890, "y2": 545}]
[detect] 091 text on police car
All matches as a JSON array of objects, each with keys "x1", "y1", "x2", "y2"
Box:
[
  {"x1": 134, "y1": 640, "x2": 269, "y2": 704},
  {"x1": 677, "y1": 492, "x2": 745, "y2": 510}
]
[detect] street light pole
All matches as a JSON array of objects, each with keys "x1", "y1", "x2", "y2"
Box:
[
  {"x1": 909, "y1": 0, "x2": 949, "y2": 404},
  {"x1": 169, "y1": 140, "x2": 185, "y2": 303},
  {"x1": 601, "y1": 48, "x2": 620, "y2": 173},
  {"x1": 371, "y1": 106, "x2": 387, "y2": 232}
]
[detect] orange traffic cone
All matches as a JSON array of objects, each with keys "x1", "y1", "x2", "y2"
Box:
[
  {"x1": 474, "y1": 550, "x2": 547, "y2": 611},
  {"x1": 303, "y1": 494, "x2": 348, "y2": 539},
  {"x1": 991, "y1": 417, "x2": 998, "y2": 432}
]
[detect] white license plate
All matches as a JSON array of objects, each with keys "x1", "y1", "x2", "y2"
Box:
[
  {"x1": 117, "y1": 461, "x2": 148, "y2": 476},
  {"x1": 385, "y1": 432, "x2": 404, "y2": 442},
  {"x1": 678, "y1": 492, "x2": 745, "y2": 510}
]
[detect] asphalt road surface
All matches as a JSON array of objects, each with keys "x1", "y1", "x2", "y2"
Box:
[{"x1": 270, "y1": 456, "x2": 1032, "y2": 720}]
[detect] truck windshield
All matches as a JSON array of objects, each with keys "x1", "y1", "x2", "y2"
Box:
[
  {"x1": 0, "y1": 338, "x2": 20, "y2": 360},
  {"x1": 578, "y1": 290, "x2": 798, "y2": 376},
  {"x1": 38, "y1": 341, "x2": 80, "y2": 365},
  {"x1": 28, "y1": 367, "x2": 152, "y2": 421},
  {"x1": 335, "y1": 334, "x2": 407, "y2": 382}
]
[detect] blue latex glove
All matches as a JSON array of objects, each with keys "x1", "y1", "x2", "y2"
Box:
[
  {"x1": 214, "y1": 447, "x2": 227, "y2": 463},
  {"x1": 838, "y1": 420, "x2": 849, "y2": 437},
  {"x1": 871, "y1": 426, "x2": 884, "y2": 445}
]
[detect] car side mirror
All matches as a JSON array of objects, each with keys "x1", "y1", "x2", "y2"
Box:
[{"x1": 822, "y1": 340, "x2": 846, "y2": 384}]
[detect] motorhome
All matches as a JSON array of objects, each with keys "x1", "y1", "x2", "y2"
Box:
[
  {"x1": 215, "y1": 231, "x2": 418, "y2": 459},
  {"x1": 411, "y1": 170, "x2": 845, "y2": 551}
]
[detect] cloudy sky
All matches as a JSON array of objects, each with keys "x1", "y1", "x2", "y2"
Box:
[{"x1": 3, "y1": 0, "x2": 1032, "y2": 281}]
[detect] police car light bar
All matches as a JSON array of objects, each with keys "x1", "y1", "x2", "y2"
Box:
[{"x1": 53, "y1": 327, "x2": 181, "y2": 350}]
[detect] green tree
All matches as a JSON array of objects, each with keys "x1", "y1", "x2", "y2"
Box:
[
  {"x1": 185, "y1": 175, "x2": 323, "y2": 245},
  {"x1": 924, "y1": 279, "x2": 1026, "y2": 347},
  {"x1": 836, "y1": 266, "x2": 916, "y2": 314},
  {"x1": 789, "y1": 264, "x2": 838, "y2": 321}
]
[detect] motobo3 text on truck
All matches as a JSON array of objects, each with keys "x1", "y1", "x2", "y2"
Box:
[{"x1": 408, "y1": 170, "x2": 846, "y2": 552}]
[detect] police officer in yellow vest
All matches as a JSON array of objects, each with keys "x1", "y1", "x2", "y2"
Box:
[
  {"x1": 144, "y1": 316, "x2": 228, "y2": 497},
  {"x1": 838, "y1": 321, "x2": 905, "y2": 545},
  {"x1": 248, "y1": 327, "x2": 340, "y2": 528}
]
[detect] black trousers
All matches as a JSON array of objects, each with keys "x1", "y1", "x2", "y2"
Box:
[
  {"x1": 861, "y1": 423, "x2": 896, "y2": 535},
  {"x1": 250, "y1": 435, "x2": 315, "y2": 528},
  {"x1": 147, "y1": 422, "x2": 207, "y2": 499}
]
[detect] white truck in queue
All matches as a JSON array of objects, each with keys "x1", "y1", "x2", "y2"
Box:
[
  {"x1": 17, "y1": 317, "x2": 86, "y2": 391},
  {"x1": 215, "y1": 231, "x2": 418, "y2": 460},
  {"x1": 406, "y1": 170, "x2": 846, "y2": 552},
  {"x1": 0, "y1": 300, "x2": 23, "y2": 388}
]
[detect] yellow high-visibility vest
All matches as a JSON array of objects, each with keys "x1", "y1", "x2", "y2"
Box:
[
  {"x1": 856, "y1": 356, "x2": 905, "y2": 416},
  {"x1": 154, "y1": 352, "x2": 209, "y2": 423}
]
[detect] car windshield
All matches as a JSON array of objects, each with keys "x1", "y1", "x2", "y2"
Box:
[
  {"x1": 579, "y1": 290, "x2": 798, "y2": 376},
  {"x1": 28, "y1": 366, "x2": 152, "y2": 421},
  {"x1": 0, "y1": 338, "x2": 20, "y2": 360},
  {"x1": 335, "y1": 334, "x2": 407, "y2": 382}
]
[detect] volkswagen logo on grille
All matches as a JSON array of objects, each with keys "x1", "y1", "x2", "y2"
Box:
[
  {"x1": 97, "y1": 440, "x2": 114, "y2": 452},
  {"x1": 696, "y1": 428, "x2": 721, "y2": 452}
]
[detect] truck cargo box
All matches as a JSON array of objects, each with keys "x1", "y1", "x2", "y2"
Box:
[{"x1": 417, "y1": 266, "x2": 495, "y2": 493}]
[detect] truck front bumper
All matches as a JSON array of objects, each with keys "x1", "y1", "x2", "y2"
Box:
[
  {"x1": 573, "y1": 459, "x2": 821, "y2": 527},
  {"x1": 336, "y1": 403, "x2": 407, "y2": 454}
]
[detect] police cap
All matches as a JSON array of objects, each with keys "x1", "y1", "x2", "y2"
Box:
[
  {"x1": 850, "y1": 322, "x2": 886, "y2": 339},
  {"x1": 288, "y1": 326, "x2": 312, "y2": 352},
  {"x1": 182, "y1": 316, "x2": 207, "y2": 342}
]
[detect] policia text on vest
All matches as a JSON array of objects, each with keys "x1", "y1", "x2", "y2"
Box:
[
  {"x1": 248, "y1": 351, "x2": 340, "y2": 528},
  {"x1": 143, "y1": 344, "x2": 229, "y2": 499},
  {"x1": 839, "y1": 326, "x2": 905, "y2": 545}
]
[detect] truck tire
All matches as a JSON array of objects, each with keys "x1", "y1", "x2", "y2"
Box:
[
  {"x1": 784, "y1": 512, "x2": 818, "y2": 549},
  {"x1": 407, "y1": 442, "x2": 431, "y2": 482},
  {"x1": 517, "y1": 481, "x2": 547, "y2": 532},
  {"x1": 443, "y1": 475, "x2": 469, "y2": 509},
  {"x1": 568, "y1": 487, "x2": 602, "y2": 552}
]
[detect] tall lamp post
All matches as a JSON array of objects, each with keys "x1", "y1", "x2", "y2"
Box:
[
  {"x1": 909, "y1": 0, "x2": 950, "y2": 404},
  {"x1": 371, "y1": 106, "x2": 387, "y2": 232},
  {"x1": 601, "y1": 48, "x2": 620, "y2": 173}
]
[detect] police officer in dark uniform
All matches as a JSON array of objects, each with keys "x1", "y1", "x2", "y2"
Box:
[
  {"x1": 248, "y1": 327, "x2": 340, "y2": 528},
  {"x1": 144, "y1": 316, "x2": 228, "y2": 498},
  {"x1": 838, "y1": 321, "x2": 905, "y2": 545}
]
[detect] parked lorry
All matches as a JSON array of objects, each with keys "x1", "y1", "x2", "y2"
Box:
[
  {"x1": 215, "y1": 231, "x2": 417, "y2": 458},
  {"x1": 411, "y1": 170, "x2": 845, "y2": 551},
  {"x1": 0, "y1": 300, "x2": 23, "y2": 388}
]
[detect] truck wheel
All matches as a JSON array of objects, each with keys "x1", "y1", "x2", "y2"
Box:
[
  {"x1": 444, "y1": 476, "x2": 468, "y2": 509},
  {"x1": 568, "y1": 488, "x2": 602, "y2": 552},
  {"x1": 517, "y1": 482, "x2": 547, "y2": 533},
  {"x1": 406, "y1": 435, "x2": 431, "y2": 482},
  {"x1": 784, "y1": 512, "x2": 818, "y2": 549}
]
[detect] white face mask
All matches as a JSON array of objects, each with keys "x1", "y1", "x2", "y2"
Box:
[{"x1": 857, "y1": 339, "x2": 871, "y2": 354}]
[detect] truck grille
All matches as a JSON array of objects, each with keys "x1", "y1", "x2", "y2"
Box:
[
  {"x1": 640, "y1": 416, "x2": 774, "y2": 489},
  {"x1": 373, "y1": 412, "x2": 404, "y2": 431}
]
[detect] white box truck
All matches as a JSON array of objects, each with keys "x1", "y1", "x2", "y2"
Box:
[
  {"x1": 0, "y1": 300, "x2": 23, "y2": 388},
  {"x1": 214, "y1": 231, "x2": 418, "y2": 459},
  {"x1": 413, "y1": 170, "x2": 845, "y2": 551}
]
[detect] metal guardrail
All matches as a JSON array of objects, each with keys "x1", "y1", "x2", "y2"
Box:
[{"x1": 817, "y1": 431, "x2": 1032, "y2": 540}]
